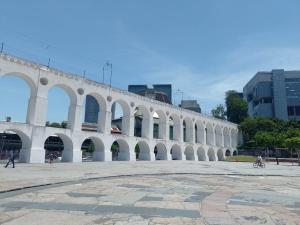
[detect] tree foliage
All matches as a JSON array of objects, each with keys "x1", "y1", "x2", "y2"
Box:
[
  {"x1": 211, "y1": 104, "x2": 226, "y2": 120},
  {"x1": 225, "y1": 90, "x2": 248, "y2": 124}
]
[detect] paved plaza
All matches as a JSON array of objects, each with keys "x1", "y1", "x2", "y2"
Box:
[{"x1": 0, "y1": 161, "x2": 299, "y2": 225}]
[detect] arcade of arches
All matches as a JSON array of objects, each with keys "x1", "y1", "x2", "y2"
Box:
[{"x1": 0, "y1": 53, "x2": 239, "y2": 163}]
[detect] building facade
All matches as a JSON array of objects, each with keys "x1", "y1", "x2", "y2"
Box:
[
  {"x1": 243, "y1": 69, "x2": 300, "y2": 121},
  {"x1": 128, "y1": 84, "x2": 172, "y2": 104},
  {"x1": 179, "y1": 100, "x2": 201, "y2": 113}
]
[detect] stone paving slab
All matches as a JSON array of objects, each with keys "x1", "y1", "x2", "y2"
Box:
[{"x1": 0, "y1": 161, "x2": 299, "y2": 224}]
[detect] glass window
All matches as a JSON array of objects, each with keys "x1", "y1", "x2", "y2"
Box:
[
  {"x1": 288, "y1": 106, "x2": 295, "y2": 116},
  {"x1": 295, "y1": 106, "x2": 300, "y2": 116}
]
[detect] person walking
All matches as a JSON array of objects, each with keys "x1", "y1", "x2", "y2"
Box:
[{"x1": 4, "y1": 150, "x2": 15, "y2": 168}]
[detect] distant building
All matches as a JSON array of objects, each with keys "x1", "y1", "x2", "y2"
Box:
[
  {"x1": 179, "y1": 100, "x2": 201, "y2": 113},
  {"x1": 243, "y1": 69, "x2": 300, "y2": 121},
  {"x1": 128, "y1": 84, "x2": 172, "y2": 104}
]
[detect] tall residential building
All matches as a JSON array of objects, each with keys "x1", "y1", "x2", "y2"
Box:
[
  {"x1": 128, "y1": 84, "x2": 172, "y2": 104},
  {"x1": 243, "y1": 69, "x2": 300, "y2": 121}
]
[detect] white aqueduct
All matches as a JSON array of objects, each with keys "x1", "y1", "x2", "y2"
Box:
[{"x1": 0, "y1": 53, "x2": 239, "y2": 163}]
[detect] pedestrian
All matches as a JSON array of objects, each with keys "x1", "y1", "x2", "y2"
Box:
[{"x1": 4, "y1": 150, "x2": 15, "y2": 168}]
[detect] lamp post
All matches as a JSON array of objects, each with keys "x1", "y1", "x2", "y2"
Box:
[
  {"x1": 1, "y1": 135, "x2": 6, "y2": 160},
  {"x1": 102, "y1": 61, "x2": 112, "y2": 87}
]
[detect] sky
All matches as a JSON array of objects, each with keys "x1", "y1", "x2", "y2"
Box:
[{"x1": 1, "y1": 0, "x2": 300, "y2": 122}]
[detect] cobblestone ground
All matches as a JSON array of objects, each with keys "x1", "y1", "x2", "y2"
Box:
[{"x1": 0, "y1": 161, "x2": 299, "y2": 225}]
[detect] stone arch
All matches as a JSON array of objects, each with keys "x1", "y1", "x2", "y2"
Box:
[
  {"x1": 153, "y1": 109, "x2": 167, "y2": 139},
  {"x1": 111, "y1": 139, "x2": 130, "y2": 161},
  {"x1": 169, "y1": 113, "x2": 181, "y2": 141},
  {"x1": 1, "y1": 129, "x2": 31, "y2": 163},
  {"x1": 134, "y1": 105, "x2": 151, "y2": 138},
  {"x1": 197, "y1": 147, "x2": 206, "y2": 161},
  {"x1": 154, "y1": 142, "x2": 167, "y2": 160},
  {"x1": 81, "y1": 136, "x2": 105, "y2": 161},
  {"x1": 223, "y1": 127, "x2": 230, "y2": 147},
  {"x1": 215, "y1": 125, "x2": 222, "y2": 147},
  {"x1": 0, "y1": 72, "x2": 37, "y2": 124},
  {"x1": 206, "y1": 123, "x2": 214, "y2": 146},
  {"x1": 111, "y1": 99, "x2": 131, "y2": 135},
  {"x1": 195, "y1": 121, "x2": 205, "y2": 144},
  {"x1": 171, "y1": 144, "x2": 182, "y2": 160},
  {"x1": 207, "y1": 148, "x2": 216, "y2": 161},
  {"x1": 217, "y1": 149, "x2": 225, "y2": 161},
  {"x1": 225, "y1": 149, "x2": 231, "y2": 156},
  {"x1": 44, "y1": 133, "x2": 74, "y2": 162},
  {"x1": 183, "y1": 117, "x2": 193, "y2": 142},
  {"x1": 1, "y1": 72, "x2": 37, "y2": 96},
  {"x1": 47, "y1": 84, "x2": 78, "y2": 129},
  {"x1": 185, "y1": 145, "x2": 195, "y2": 160},
  {"x1": 135, "y1": 141, "x2": 151, "y2": 161},
  {"x1": 83, "y1": 92, "x2": 107, "y2": 133}
]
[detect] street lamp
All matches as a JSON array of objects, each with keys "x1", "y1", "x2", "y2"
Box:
[
  {"x1": 102, "y1": 61, "x2": 112, "y2": 87},
  {"x1": 1, "y1": 135, "x2": 6, "y2": 160}
]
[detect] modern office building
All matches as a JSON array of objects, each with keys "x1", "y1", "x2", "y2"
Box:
[
  {"x1": 243, "y1": 69, "x2": 300, "y2": 121},
  {"x1": 179, "y1": 100, "x2": 201, "y2": 113},
  {"x1": 128, "y1": 84, "x2": 172, "y2": 104}
]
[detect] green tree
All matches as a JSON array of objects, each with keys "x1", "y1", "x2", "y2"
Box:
[
  {"x1": 225, "y1": 90, "x2": 248, "y2": 124},
  {"x1": 285, "y1": 137, "x2": 300, "y2": 165},
  {"x1": 211, "y1": 104, "x2": 226, "y2": 120},
  {"x1": 61, "y1": 121, "x2": 68, "y2": 129},
  {"x1": 49, "y1": 122, "x2": 61, "y2": 128}
]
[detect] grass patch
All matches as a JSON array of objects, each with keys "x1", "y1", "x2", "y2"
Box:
[{"x1": 226, "y1": 155, "x2": 256, "y2": 162}]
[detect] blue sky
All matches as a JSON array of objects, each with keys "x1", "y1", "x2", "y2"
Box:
[{"x1": 1, "y1": 0, "x2": 300, "y2": 122}]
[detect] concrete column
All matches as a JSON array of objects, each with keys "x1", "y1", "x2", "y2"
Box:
[
  {"x1": 68, "y1": 103, "x2": 84, "y2": 131},
  {"x1": 122, "y1": 110, "x2": 134, "y2": 136},
  {"x1": 142, "y1": 116, "x2": 152, "y2": 138},
  {"x1": 174, "y1": 121, "x2": 182, "y2": 142},
  {"x1": 159, "y1": 119, "x2": 167, "y2": 140},
  {"x1": 28, "y1": 127, "x2": 46, "y2": 163},
  {"x1": 212, "y1": 127, "x2": 216, "y2": 146},
  {"x1": 26, "y1": 90, "x2": 48, "y2": 126},
  {"x1": 149, "y1": 151, "x2": 156, "y2": 161},
  {"x1": 186, "y1": 125, "x2": 194, "y2": 143},
  {"x1": 165, "y1": 119, "x2": 170, "y2": 141},
  {"x1": 98, "y1": 109, "x2": 111, "y2": 134}
]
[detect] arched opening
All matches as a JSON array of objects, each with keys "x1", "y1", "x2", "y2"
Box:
[
  {"x1": 185, "y1": 146, "x2": 195, "y2": 160},
  {"x1": 197, "y1": 147, "x2": 206, "y2": 161},
  {"x1": 217, "y1": 149, "x2": 225, "y2": 161},
  {"x1": 134, "y1": 106, "x2": 150, "y2": 138},
  {"x1": 171, "y1": 144, "x2": 182, "y2": 160},
  {"x1": 195, "y1": 121, "x2": 205, "y2": 144},
  {"x1": 207, "y1": 148, "x2": 216, "y2": 161},
  {"x1": 183, "y1": 117, "x2": 193, "y2": 142},
  {"x1": 223, "y1": 127, "x2": 230, "y2": 147},
  {"x1": 153, "y1": 110, "x2": 166, "y2": 139},
  {"x1": 233, "y1": 150, "x2": 238, "y2": 156},
  {"x1": 206, "y1": 123, "x2": 214, "y2": 146},
  {"x1": 81, "y1": 137, "x2": 105, "y2": 161},
  {"x1": 0, "y1": 73, "x2": 35, "y2": 123},
  {"x1": 0, "y1": 130, "x2": 31, "y2": 162},
  {"x1": 111, "y1": 139, "x2": 130, "y2": 161},
  {"x1": 154, "y1": 143, "x2": 167, "y2": 160},
  {"x1": 225, "y1": 149, "x2": 231, "y2": 156},
  {"x1": 82, "y1": 93, "x2": 106, "y2": 133},
  {"x1": 231, "y1": 130, "x2": 237, "y2": 148},
  {"x1": 111, "y1": 100, "x2": 130, "y2": 135},
  {"x1": 47, "y1": 85, "x2": 77, "y2": 129},
  {"x1": 169, "y1": 114, "x2": 181, "y2": 141},
  {"x1": 44, "y1": 133, "x2": 74, "y2": 162},
  {"x1": 215, "y1": 125, "x2": 222, "y2": 147},
  {"x1": 169, "y1": 116, "x2": 174, "y2": 140},
  {"x1": 135, "y1": 141, "x2": 151, "y2": 160}
]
